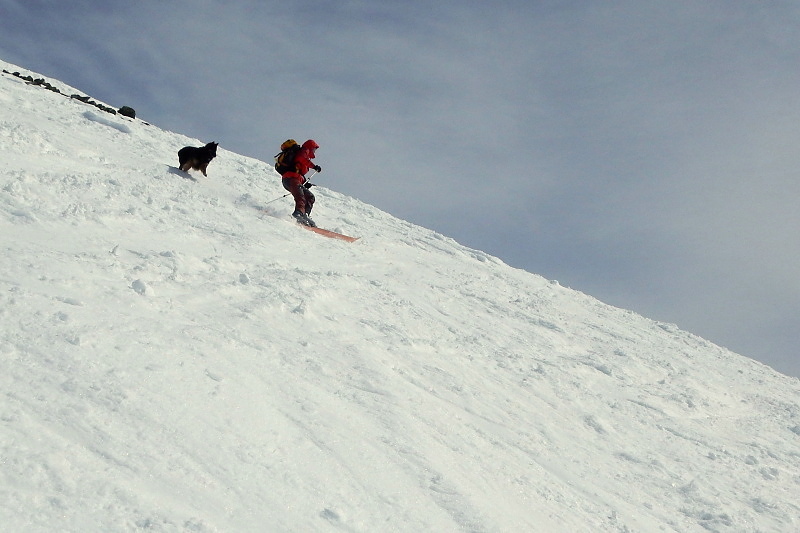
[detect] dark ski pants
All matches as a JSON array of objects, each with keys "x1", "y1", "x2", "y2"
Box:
[{"x1": 282, "y1": 175, "x2": 315, "y2": 215}]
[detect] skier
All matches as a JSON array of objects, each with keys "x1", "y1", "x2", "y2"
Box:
[{"x1": 280, "y1": 139, "x2": 321, "y2": 227}]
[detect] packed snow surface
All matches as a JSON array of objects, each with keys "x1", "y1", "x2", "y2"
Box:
[{"x1": 1, "y1": 60, "x2": 798, "y2": 532}]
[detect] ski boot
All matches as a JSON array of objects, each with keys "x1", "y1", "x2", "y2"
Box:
[{"x1": 292, "y1": 210, "x2": 315, "y2": 227}]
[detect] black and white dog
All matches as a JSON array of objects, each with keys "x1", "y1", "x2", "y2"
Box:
[{"x1": 178, "y1": 141, "x2": 218, "y2": 176}]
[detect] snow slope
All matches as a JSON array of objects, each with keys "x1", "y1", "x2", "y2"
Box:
[{"x1": 1, "y1": 59, "x2": 798, "y2": 532}]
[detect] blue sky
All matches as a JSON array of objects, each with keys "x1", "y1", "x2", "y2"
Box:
[{"x1": 1, "y1": 0, "x2": 798, "y2": 378}]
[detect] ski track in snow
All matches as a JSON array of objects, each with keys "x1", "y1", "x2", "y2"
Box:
[{"x1": 1, "y1": 60, "x2": 799, "y2": 532}]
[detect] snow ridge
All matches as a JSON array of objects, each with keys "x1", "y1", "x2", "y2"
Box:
[{"x1": 1, "y1": 59, "x2": 798, "y2": 532}]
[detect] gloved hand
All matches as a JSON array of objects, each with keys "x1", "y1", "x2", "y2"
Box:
[
  {"x1": 304, "y1": 182, "x2": 314, "y2": 188},
  {"x1": 313, "y1": 165, "x2": 322, "y2": 172}
]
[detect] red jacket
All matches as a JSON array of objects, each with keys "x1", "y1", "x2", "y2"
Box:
[{"x1": 293, "y1": 139, "x2": 319, "y2": 177}]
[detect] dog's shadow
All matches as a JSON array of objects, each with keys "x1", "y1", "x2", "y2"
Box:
[{"x1": 167, "y1": 165, "x2": 197, "y2": 181}]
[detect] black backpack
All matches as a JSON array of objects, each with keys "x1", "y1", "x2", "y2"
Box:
[{"x1": 274, "y1": 139, "x2": 301, "y2": 175}]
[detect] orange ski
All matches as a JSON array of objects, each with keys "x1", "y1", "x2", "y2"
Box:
[{"x1": 303, "y1": 225, "x2": 360, "y2": 242}]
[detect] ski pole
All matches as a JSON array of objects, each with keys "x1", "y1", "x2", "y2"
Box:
[
  {"x1": 263, "y1": 192, "x2": 291, "y2": 205},
  {"x1": 303, "y1": 169, "x2": 318, "y2": 186}
]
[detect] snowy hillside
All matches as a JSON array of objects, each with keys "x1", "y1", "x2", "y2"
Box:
[{"x1": 1, "y1": 60, "x2": 798, "y2": 532}]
